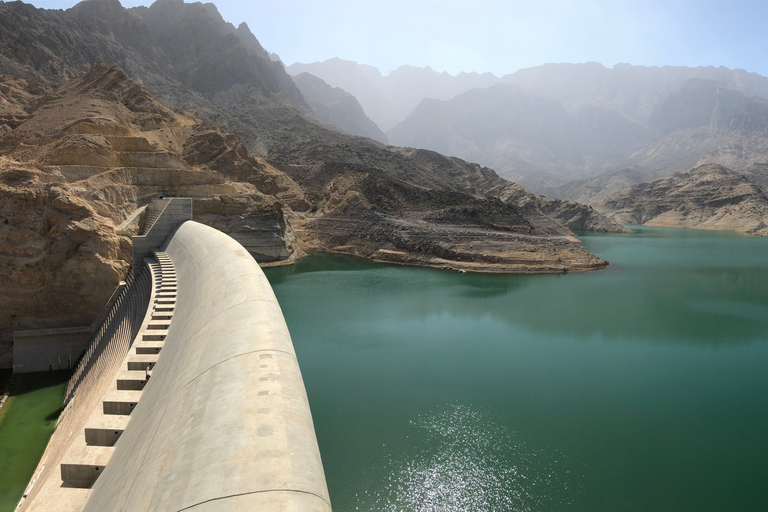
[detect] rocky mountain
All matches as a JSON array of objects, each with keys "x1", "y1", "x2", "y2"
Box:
[
  {"x1": 502, "y1": 62, "x2": 768, "y2": 124},
  {"x1": 387, "y1": 83, "x2": 584, "y2": 185},
  {"x1": 624, "y1": 78, "x2": 768, "y2": 173},
  {"x1": 547, "y1": 167, "x2": 660, "y2": 205},
  {"x1": 387, "y1": 64, "x2": 768, "y2": 196},
  {"x1": 0, "y1": 62, "x2": 308, "y2": 365},
  {"x1": 287, "y1": 58, "x2": 499, "y2": 130},
  {"x1": 0, "y1": 0, "x2": 620, "y2": 237},
  {"x1": 595, "y1": 164, "x2": 768, "y2": 237},
  {"x1": 292, "y1": 72, "x2": 387, "y2": 143},
  {"x1": 0, "y1": 1, "x2": 627, "y2": 366}
]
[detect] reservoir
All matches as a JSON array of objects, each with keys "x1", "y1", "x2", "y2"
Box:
[
  {"x1": 265, "y1": 226, "x2": 768, "y2": 512},
  {"x1": 1, "y1": 226, "x2": 766, "y2": 512}
]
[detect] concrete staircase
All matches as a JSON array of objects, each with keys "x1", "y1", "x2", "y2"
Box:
[
  {"x1": 59, "y1": 252, "x2": 177, "y2": 489},
  {"x1": 139, "y1": 208, "x2": 162, "y2": 236},
  {"x1": 132, "y1": 198, "x2": 192, "y2": 276}
]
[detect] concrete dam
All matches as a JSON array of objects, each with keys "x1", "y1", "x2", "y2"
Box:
[{"x1": 17, "y1": 200, "x2": 331, "y2": 511}]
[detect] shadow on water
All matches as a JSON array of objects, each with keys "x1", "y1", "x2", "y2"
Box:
[
  {"x1": 267, "y1": 253, "x2": 524, "y2": 300},
  {"x1": 454, "y1": 273, "x2": 526, "y2": 299},
  {"x1": 265, "y1": 252, "x2": 389, "y2": 285},
  {"x1": 7, "y1": 370, "x2": 70, "y2": 397},
  {"x1": 43, "y1": 408, "x2": 63, "y2": 422},
  {"x1": 0, "y1": 369, "x2": 10, "y2": 392}
]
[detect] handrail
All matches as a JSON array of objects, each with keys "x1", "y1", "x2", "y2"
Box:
[{"x1": 62, "y1": 265, "x2": 151, "y2": 409}]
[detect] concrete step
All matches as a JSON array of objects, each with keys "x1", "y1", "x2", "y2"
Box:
[
  {"x1": 115, "y1": 369, "x2": 150, "y2": 390},
  {"x1": 151, "y1": 312, "x2": 173, "y2": 321},
  {"x1": 153, "y1": 306, "x2": 175, "y2": 313},
  {"x1": 84, "y1": 410, "x2": 130, "y2": 447},
  {"x1": 103, "y1": 389, "x2": 142, "y2": 415},
  {"x1": 127, "y1": 354, "x2": 158, "y2": 371},
  {"x1": 147, "y1": 320, "x2": 170, "y2": 330},
  {"x1": 60, "y1": 434, "x2": 114, "y2": 488},
  {"x1": 135, "y1": 340, "x2": 163, "y2": 355},
  {"x1": 142, "y1": 331, "x2": 167, "y2": 342}
]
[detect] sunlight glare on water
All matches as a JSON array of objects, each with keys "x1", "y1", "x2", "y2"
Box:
[{"x1": 364, "y1": 403, "x2": 579, "y2": 512}]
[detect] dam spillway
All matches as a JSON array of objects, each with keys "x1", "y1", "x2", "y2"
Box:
[{"x1": 19, "y1": 220, "x2": 331, "y2": 512}]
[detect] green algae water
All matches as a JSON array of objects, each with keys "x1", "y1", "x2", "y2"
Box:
[
  {"x1": 0, "y1": 371, "x2": 68, "y2": 512},
  {"x1": 265, "y1": 226, "x2": 768, "y2": 512}
]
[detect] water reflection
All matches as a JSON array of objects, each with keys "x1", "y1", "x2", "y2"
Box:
[
  {"x1": 265, "y1": 228, "x2": 768, "y2": 345},
  {"x1": 454, "y1": 274, "x2": 526, "y2": 299}
]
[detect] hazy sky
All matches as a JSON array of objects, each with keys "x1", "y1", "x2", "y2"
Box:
[{"x1": 27, "y1": 0, "x2": 768, "y2": 77}]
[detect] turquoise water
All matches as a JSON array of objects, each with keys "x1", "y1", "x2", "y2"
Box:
[
  {"x1": 0, "y1": 372, "x2": 68, "y2": 512},
  {"x1": 265, "y1": 226, "x2": 768, "y2": 512}
]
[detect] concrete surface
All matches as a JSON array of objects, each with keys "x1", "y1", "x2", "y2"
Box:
[
  {"x1": 81, "y1": 221, "x2": 331, "y2": 511},
  {"x1": 18, "y1": 262, "x2": 154, "y2": 511},
  {"x1": 132, "y1": 198, "x2": 192, "y2": 272},
  {"x1": 12, "y1": 326, "x2": 92, "y2": 373}
]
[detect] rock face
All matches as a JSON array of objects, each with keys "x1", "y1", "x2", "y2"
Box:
[
  {"x1": 280, "y1": 162, "x2": 608, "y2": 273},
  {"x1": 549, "y1": 167, "x2": 661, "y2": 205},
  {"x1": 387, "y1": 83, "x2": 584, "y2": 185},
  {"x1": 0, "y1": 62, "x2": 307, "y2": 365},
  {"x1": 595, "y1": 164, "x2": 768, "y2": 237},
  {"x1": 292, "y1": 73, "x2": 387, "y2": 144}
]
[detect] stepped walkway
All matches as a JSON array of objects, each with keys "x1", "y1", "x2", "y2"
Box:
[{"x1": 18, "y1": 217, "x2": 330, "y2": 511}]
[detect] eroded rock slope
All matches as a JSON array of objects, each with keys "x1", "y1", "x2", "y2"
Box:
[
  {"x1": 596, "y1": 164, "x2": 768, "y2": 236},
  {"x1": 0, "y1": 63, "x2": 306, "y2": 364}
]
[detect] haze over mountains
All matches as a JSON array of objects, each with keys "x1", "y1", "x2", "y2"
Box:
[
  {"x1": 290, "y1": 58, "x2": 768, "y2": 202},
  {"x1": 288, "y1": 58, "x2": 499, "y2": 131}
]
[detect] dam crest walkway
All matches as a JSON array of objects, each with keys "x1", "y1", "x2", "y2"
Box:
[{"x1": 19, "y1": 220, "x2": 331, "y2": 512}]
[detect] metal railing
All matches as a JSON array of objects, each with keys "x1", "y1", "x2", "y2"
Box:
[{"x1": 62, "y1": 265, "x2": 151, "y2": 409}]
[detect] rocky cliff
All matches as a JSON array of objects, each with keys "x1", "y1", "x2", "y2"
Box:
[
  {"x1": 0, "y1": 62, "x2": 307, "y2": 365},
  {"x1": 548, "y1": 167, "x2": 661, "y2": 205},
  {"x1": 292, "y1": 73, "x2": 387, "y2": 144},
  {"x1": 595, "y1": 164, "x2": 768, "y2": 237}
]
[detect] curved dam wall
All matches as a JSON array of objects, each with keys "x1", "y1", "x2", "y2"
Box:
[{"x1": 81, "y1": 220, "x2": 331, "y2": 511}]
